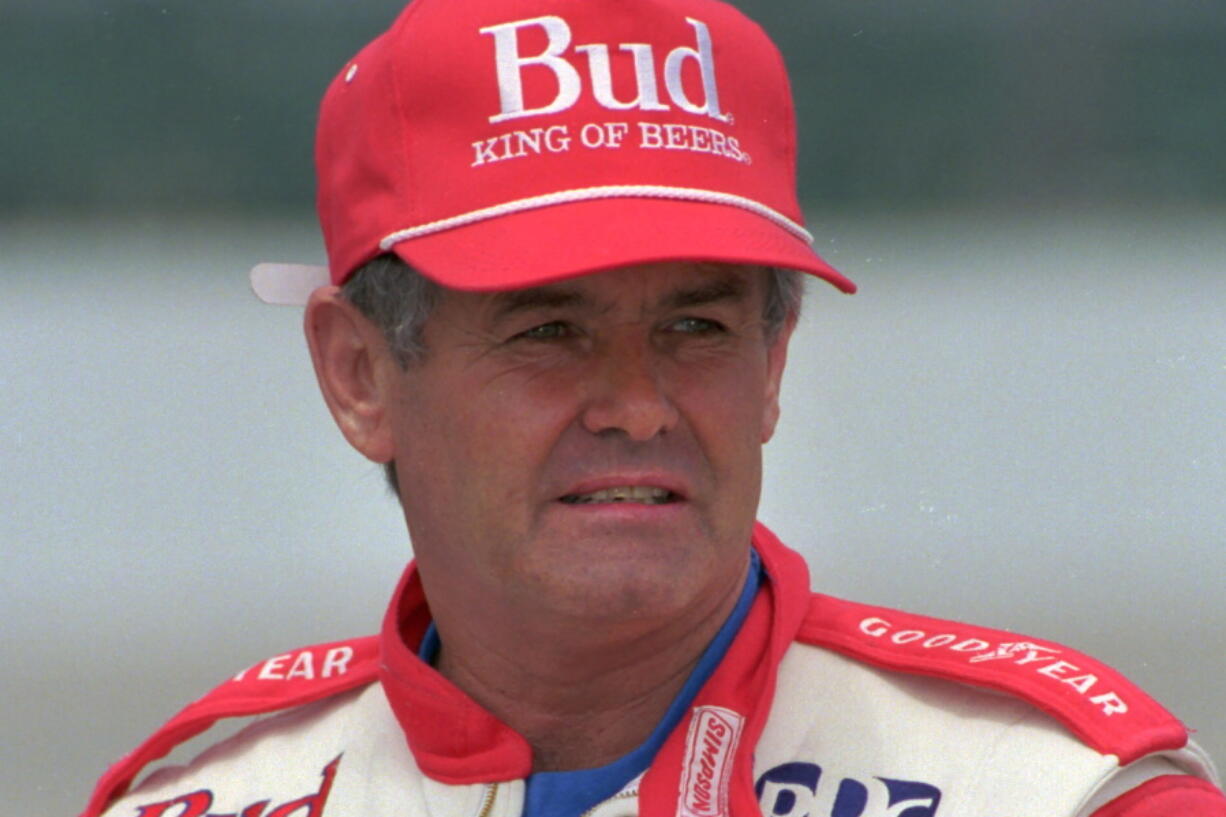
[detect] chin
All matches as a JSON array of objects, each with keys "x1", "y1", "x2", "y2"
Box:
[{"x1": 514, "y1": 538, "x2": 729, "y2": 624}]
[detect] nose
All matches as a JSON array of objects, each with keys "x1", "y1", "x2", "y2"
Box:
[{"x1": 580, "y1": 336, "x2": 680, "y2": 442}]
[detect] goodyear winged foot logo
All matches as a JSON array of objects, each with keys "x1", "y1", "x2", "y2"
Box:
[{"x1": 968, "y1": 641, "x2": 1058, "y2": 664}]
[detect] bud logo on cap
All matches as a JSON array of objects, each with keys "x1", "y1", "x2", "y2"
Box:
[
  {"x1": 482, "y1": 16, "x2": 727, "y2": 124},
  {"x1": 252, "y1": 0, "x2": 856, "y2": 304}
]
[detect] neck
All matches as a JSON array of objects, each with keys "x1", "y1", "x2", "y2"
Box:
[{"x1": 428, "y1": 564, "x2": 749, "y2": 772}]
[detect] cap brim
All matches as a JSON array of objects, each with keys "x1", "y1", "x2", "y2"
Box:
[
  {"x1": 250, "y1": 198, "x2": 856, "y2": 305},
  {"x1": 389, "y1": 197, "x2": 856, "y2": 294}
]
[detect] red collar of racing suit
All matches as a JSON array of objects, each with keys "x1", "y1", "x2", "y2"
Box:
[{"x1": 378, "y1": 521, "x2": 811, "y2": 815}]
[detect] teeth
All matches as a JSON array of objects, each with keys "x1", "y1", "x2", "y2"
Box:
[{"x1": 562, "y1": 486, "x2": 674, "y2": 504}]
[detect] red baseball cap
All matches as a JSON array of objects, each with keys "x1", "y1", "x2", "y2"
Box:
[{"x1": 251, "y1": 0, "x2": 855, "y2": 304}]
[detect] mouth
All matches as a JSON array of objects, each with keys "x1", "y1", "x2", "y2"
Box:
[{"x1": 558, "y1": 486, "x2": 681, "y2": 505}]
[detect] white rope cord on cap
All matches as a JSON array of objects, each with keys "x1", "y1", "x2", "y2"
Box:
[{"x1": 378, "y1": 185, "x2": 815, "y2": 250}]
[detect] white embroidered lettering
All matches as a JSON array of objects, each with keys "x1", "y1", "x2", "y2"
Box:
[
  {"x1": 887, "y1": 628, "x2": 921, "y2": 642},
  {"x1": 639, "y1": 121, "x2": 664, "y2": 148},
  {"x1": 482, "y1": 16, "x2": 582, "y2": 123},
  {"x1": 321, "y1": 646, "x2": 354, "y2": 678},
  {"x1": 663, "y1": 19, "x2": 728, "y2": 122},
  {"x1": 483, "y1": 15, "x2": 726, "y2": 124},
  {"x1": 1020, "y1": 649, "x2": 1066, "y2": 666},
  {"x1": 257, "y1": 653, "x2": 291, "y2": 680},
  {"x1": 603, "y1": 122, "x2": 630, "y2": 147},
  {"x1": 859, "y1": 617, "x2": 891, "y2": 637},
  {"x1": 891, "y1": 630, "x2": 926, "y2": 645},
  {"x1": 852, "y1": 617, "x2": 1130, "y2": 718},
  {"x1": 472, "y1": 137, "x2": 503, "y2": 166},
  {"x1": 543, "y1": 125, "x2": 571, "y2": 152},
  {"x1": 922, "y1": 634, "x2": 957, "y2": 648},
  {"x1": 1089, "y1": 691, "x2": 1128, "y2": 716},
  {"x1": 688, "y1": 125, "x2": 712, "y2": 153},
  {"x1": 286, "y1": 650, "x2": 316, "y2": 680},
  {"x1": 726, "y1": 135, "x2": 747, "y2": 163},
  {"x1": 575, "y1": 43, "x2": 669, "y2": 112},
  {"x1": 665, "y1": 123, "x2": 689, "y2": 149},
  {"x1": 1063, "y1": 673, "x2": 1099, "y2": 695},
  {"x1": 580, "y1": 122, "x2": 607, "y2": 148},
  {"x1": 472, "y1": 126, "x2": 573, "y2": 166}
]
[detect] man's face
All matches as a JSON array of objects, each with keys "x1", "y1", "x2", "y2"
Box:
[{"x1": 386, "y1": 261, "x2": 793, "y2": 626}]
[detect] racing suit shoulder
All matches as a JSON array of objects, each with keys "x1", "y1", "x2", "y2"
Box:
[
  {"x1": 93, "y1": 681, "x2": 464, "y2": 817},
  {"x1": 82, "y1": 636, "x2": 380, "y2": 817},
  {"x1": 749, "y1": 593, "x2": 1222, "y2": 816},
  {"x1": 795, "y1": 593, "x2": 1190, "y2": 764}
]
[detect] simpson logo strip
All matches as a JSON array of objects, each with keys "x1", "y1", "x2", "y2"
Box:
[
  {"x1": 80, "y1": 636, "x2": 380, "y2": 817},
  {"x1": 796, "y1": 596, "x2": 1188, "y2": 765},
  {"x1": 636, "y1": 525, "x2": 814, "y2": 817},
  {"x1": 378, "y1": 185, "x2": 816, "y2": 249},
  {"x1": 677, "y1": 706, "x2": 745, "y2": 817}
]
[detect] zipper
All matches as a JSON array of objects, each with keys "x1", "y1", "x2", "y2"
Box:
[
  {"x1": 578, "y1": 786, "x2": 640, "y2": 817},
  {"x1": 476, "y1": 782, "x2": 500, "y2": 817},
  {"x1": 477, "y1": 779, "x2": 639, "y2": 817}
]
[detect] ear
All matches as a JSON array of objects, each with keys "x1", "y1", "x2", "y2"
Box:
[
  {"x1": 304, "y1": 286, "x2": 396, "y2": 465},
  {"x1": 760, "y1": 316, "x2": 796, "y2": 444}
]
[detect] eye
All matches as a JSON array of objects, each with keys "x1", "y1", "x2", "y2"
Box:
[
  {"x1": 513, "y1": 321, "x2": 574, "y2": 341},
  {"x1": 668, "y1": 316, "x2": 725, "y2": 335}
]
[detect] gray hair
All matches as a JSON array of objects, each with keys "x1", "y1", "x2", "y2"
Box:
[
  {"x1": 340, "y1": 254, "x2": 804, "y2": 494},
  {"x1": 339, "y1": 254, "x2": 442, "y2": 369}
]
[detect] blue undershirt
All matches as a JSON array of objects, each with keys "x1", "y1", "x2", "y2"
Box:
[{"x1": 417, "y1": 550, "x2": 763, "y2": 817}]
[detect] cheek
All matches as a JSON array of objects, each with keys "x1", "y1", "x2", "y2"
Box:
[
  {"x1": 406, "y1": 369, "x2": 580, "y2": 497},
  {"x1": 671, "y1": 359, "x2": 770, "y2": 513},
  {"x1": 474, "y1": 365, "x2": 583, "y2": 446},
  {"x1": 674, "y1": 353, "x2": 771, "y2": 438}
]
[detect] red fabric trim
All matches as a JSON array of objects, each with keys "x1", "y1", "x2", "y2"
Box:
[
  {"x1": 1089, "y1": 775, "x2": 1226, "y2": 817},
  {"x1": 79, "y1": 636, "x2": 380, "y2": 817},
  {"x1": 377, "y1": 562, "x2": 534, "y2": 782},
  {"x1": 796, "y1": 595, "x2": 1188, "y2": 764},
  {"x1": 376, "y1": 522, "x2": 813, "y2": 790},
  {"x1": 638, "y1": 523, "x2": 812, "y2": 817}
]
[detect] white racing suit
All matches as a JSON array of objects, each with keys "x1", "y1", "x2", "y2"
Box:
[{"x1": 82, "y1": 523, "x2": 1224, "y2": 817}]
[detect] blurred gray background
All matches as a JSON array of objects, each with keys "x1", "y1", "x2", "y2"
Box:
[{"x1": 2, "y1": 1, "x2": 1223, "y2": 814}]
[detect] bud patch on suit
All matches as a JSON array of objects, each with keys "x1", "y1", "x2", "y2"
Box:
[{"x1": 134, "y1": 756, "x2": 341, "y2": 817}]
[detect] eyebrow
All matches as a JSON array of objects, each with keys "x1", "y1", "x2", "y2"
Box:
[
  {"x1": 486, "y1": 270, "x2": 753, "y2": 323},
  {"x1": 662, "y1": 274, "x2": 751, "y2": 311},
  {"x1": 487, "y1": 287, "x2": 590, "y2": 323}
]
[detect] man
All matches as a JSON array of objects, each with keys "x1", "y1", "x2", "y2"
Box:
[{"x1": 82, "y1": 0, "x2": 1223, "y2": 815}]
